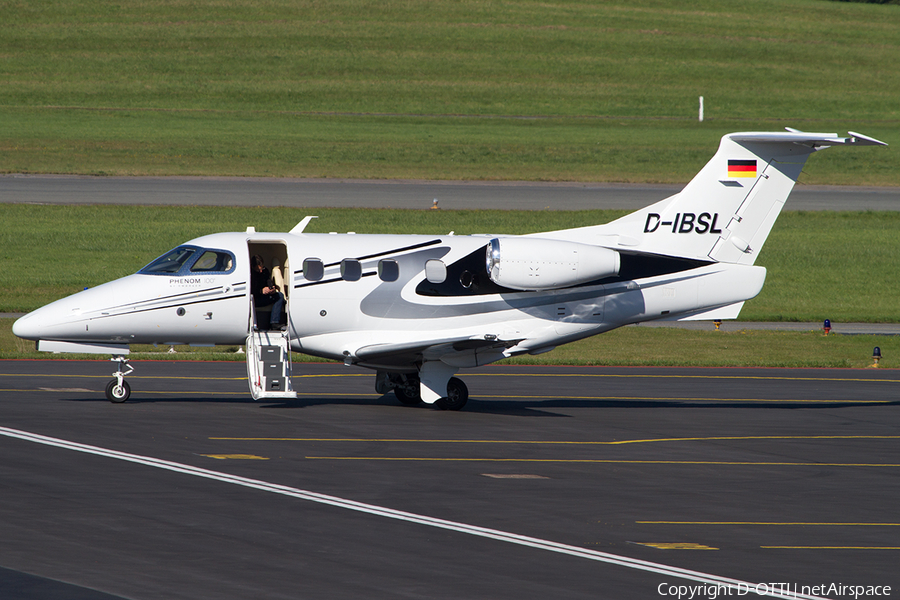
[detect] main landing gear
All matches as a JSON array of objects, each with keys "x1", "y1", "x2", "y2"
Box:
[
  {"x1": 106, "y1": 356, "x2": 133, "y2": 403},
  {"x1": 438, "y1": 377, "x2": 469, "y2": 411},
  {"x1": 378, "y1": 372, "x2": 469, "y2": 411}
]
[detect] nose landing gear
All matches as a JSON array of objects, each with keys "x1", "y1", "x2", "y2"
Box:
[{"x1": 106, "y1": 356, "x2": 133, "y2": 403}]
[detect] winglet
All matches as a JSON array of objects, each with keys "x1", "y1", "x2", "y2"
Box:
[{"x1": 847, "y1": 131, "x2": 887, "y2": 146}]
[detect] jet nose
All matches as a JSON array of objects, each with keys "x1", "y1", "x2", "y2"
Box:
[{"x1": 12, "y1": 311, "x2": 42, "y2": 341}]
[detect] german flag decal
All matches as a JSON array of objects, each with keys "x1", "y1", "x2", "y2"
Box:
[{"x1": 728, "y1": 159, "x2": 757, "y2": 178}]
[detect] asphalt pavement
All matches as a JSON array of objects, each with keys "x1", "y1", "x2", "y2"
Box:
[
  {"x1": 1, "y1": 360, "x2": 898, "y2": 599},
  {"x1": 2, "y1": 174, "x2": 899, "y2": 211}
]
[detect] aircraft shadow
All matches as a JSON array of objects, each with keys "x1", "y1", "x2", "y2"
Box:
[
  {"x1": 61, "y1": 395, "x2": 259, "y2": 405},
  {"x1": 466, "y1": 398, "x2": 900, "y2": 414},
  {"x1": 60, "y1": 395, "x2": 899, "y2": 414},
  {"x1": 248, "y1": 395, "x2": 900, "y2": 415}
]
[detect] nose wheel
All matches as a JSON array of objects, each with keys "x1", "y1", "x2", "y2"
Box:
[
  {"x1": 106, "y1": 356, "x2": 133, "y2": 403},
  {"x1": 106, "y1": 379, "x2": 131, "y2": 403}
]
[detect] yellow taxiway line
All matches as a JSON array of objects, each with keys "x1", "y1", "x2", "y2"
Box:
[
  {"x1": 638, "y1": 521, "x2": 900, "y2": 526},
  {"x1": 210, "y1": 435, "x2": 900, "y2": 445},
  {"x1": 300, "y1": 456, "x2": 900, "y2": 467}
]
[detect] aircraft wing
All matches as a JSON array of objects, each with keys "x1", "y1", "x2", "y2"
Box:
[{"x1": 355, "y1": 335, "x2": 523, "y2": 368}]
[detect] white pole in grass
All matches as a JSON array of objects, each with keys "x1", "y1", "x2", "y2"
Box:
[{"x1": 699, "y1": 96, "x2": 704, "y2": 122}]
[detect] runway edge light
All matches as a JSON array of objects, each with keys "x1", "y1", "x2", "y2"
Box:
[{"x1": 872, "y1": 346, "x2": 882, "y2": 368}]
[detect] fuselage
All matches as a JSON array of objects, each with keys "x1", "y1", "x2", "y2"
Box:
[{"x1": 14, "y1": 228, "x2": 766, "y2": 371}]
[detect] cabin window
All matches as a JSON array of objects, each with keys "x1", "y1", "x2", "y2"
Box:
[
  {"x1": 303, "y1": 258, "x2": 324, "y2": 281},
  {"x1": 139, "y1": 246, "x2": 197, "y2": 274},
  {"x1": 190, "y1": 250, "x2": 235, "y2": 273},
  {"x1": 425, "y1": 259, "x2": 446, "y2": 284},
  {"x1": 378, "y1": 259, "x2": 399, "y2": 282},
  {"x1": 341, "y1": 259, "x2": 362, "y2": 281}
]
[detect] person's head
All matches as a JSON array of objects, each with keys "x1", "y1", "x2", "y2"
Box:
[{"x1": 252, "y1": 254, "x2": 265, "y2": 272}]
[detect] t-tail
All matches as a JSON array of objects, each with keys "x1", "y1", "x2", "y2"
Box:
[{"x1": 549, "y1": 129, "x2": 886, "y2": 264}]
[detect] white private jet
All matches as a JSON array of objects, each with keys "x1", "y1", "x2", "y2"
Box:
[{"x1": 13, "y1": 129, "x2": 886, "y2": 408}]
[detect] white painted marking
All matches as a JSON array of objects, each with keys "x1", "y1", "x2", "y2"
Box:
[{"x1": 0, "y1": 426, "x2": 827, "y2": 600}]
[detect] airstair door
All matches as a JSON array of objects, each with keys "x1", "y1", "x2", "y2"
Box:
[{"x1": 246, "y1": 305, "x2": 297, "y2": 400}]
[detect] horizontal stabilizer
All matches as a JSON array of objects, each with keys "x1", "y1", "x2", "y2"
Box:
[{"x1": 732, "y1": 130, "x2": 887, "y2": 147}]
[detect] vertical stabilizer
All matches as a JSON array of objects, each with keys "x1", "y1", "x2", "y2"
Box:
[{"x1": 568, "y1": 130, "x2": 886, "y2": 264}]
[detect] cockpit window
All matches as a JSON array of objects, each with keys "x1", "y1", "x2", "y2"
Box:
[
  {"x1": 138, "y1": 246, "x2": 236, "y2": 276},
  {"x1": 190, "y1": 250, "x2": 234, "y2": 273},
  {"x1": 139, "y1": 246, "x2": 198, "y2": 274}
]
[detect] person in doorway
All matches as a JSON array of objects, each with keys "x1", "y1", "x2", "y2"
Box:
[{"x1": 250, "y1": 254, "x2": 285, "y2": 330}]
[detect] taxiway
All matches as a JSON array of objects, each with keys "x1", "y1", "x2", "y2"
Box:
[
  {"x1": 3, "y1": 174, "x2": 899, "y2": 211},
  {"x1": 1, "y1": 360, "x2": 898, "y2": 599}
]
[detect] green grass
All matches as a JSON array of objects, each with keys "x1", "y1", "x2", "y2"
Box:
[
  {"x1": 744, "y1": 211, "x2": 900, "y2": 322},
  {"x1": 503, "y1": 326, "x2": 900, "y2": 369},
  {"x1": 1, "y1": 0, "x2": 898, "y2": 182},
  {"x1": 2, "y1": 204, "x2": 898, "y2": 322},
  {"x1": 3, "y1": 1, "x2": 899, "y2": 368}
]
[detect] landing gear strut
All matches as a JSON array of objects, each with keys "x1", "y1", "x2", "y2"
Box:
[{"x1": 106, "y1": 356, "x2": 133, "y2": 403}]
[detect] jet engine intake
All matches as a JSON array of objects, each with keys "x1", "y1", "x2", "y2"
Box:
[{"x1": 486, "y1": 237, "x2": 620, "y2": 291}]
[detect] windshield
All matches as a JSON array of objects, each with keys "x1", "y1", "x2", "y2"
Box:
[
  {"x1": 139, "y1": 246, "x2": 236, "y2": 276},
  {"x1": 139, "y1": 246, "x2": 198, "y2": 274}
]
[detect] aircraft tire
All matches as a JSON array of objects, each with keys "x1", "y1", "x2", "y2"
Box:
[
  {"x1": 436, "y1": 377, "x2": 468, "y2": 411},
  {"x1": 394, "y1": 378, "x2": 422, "y2": 405},
  {"x1": 106, "y1": 380, "x2": 131, "y2": 403}
]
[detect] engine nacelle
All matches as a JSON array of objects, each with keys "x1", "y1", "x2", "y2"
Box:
[{"x1": 486, "y1": 237, "x2": 620, "y2": 291}]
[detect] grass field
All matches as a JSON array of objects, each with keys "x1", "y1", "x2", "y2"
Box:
[
  {"x1": 3, "y1": 1, "x2": 898, "y2": 369},
  {"x1": 2, "y1": 204, "x2": 898, "y2": 321},
  {"x1": 1, "y1": 0, "x2": 898, "y2": 183}
]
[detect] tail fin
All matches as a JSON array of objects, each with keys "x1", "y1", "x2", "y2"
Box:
[{"x1": 588, "y1": 130, "x2": 886, "y2": 264}]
